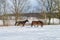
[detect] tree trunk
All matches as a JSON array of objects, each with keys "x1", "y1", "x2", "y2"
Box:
[
  {"x1": 15, "y1": 13, "x2": 18, "y2": 22},
  {"x1": 3, "y1": 15, "x2": 5, "y2": 26},
  {"x1": 59, "y1": 18, "x2": 60, "y2": 24},
  {"x1": 53, "y1": 18, "x2": 54, "y2": 24},
  {"x1": 48, "y1": 17, "x2": 51, "y2": 25}
]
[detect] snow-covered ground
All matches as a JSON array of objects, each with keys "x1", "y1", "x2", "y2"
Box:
[{"x1": 0, "y1": 25, "x2": 60, "y2": 40}]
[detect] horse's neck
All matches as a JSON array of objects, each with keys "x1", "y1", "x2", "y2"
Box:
[{"x1": 24, "y1": 20, "x2": 27, "y2": 23}]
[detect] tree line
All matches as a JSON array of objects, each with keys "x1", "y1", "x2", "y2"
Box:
[{"x1": 0, "y1": 0, "x2": 60, "y2": 25}]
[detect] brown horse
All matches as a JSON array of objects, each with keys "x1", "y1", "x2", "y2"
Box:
[
  {"x1": 31, "y1": 21, "x2": 43, "y2": 27},
  {"x1": 15, "y1": 20, "x2": 29, "y2": 26}
]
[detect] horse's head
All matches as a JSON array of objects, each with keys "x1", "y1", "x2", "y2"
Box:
[{"x1": 25, "y1": 20, "x2": 29, "y2": 22}]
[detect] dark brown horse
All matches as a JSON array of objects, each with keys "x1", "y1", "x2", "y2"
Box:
[
  {"x1": 15, "y1": 20, "x2": 29, "y2": 26},
  {"x1": 31, "y1": 21, "x2": 43, "y2": 27}
]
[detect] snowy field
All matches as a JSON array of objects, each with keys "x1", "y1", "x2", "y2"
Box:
[{"x1": 0, "y1": 25, "x2": 60, "y2": 40}]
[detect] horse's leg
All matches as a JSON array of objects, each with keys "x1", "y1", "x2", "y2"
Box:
[
  {"x1": 22, "y1": 23, "x2": 25, "y2": 26},
  {"x1": 37, "y1": 23, "x2": 38, "y2": 27},
  {"x1": 17, "y1": 23, "x2": 20, "y2": 26},
  {"x1": 41, "y1": 24, "x2": 43, "y2": 27},
  {"x1": 37, "y1": 25, "x2": 38, "y2": 27},
  {"x1": 23, "y1": 24, "x2": 24, "y2": 26},
  {"x1": 15, "y1": 22, "x2": 17, "y2": 26}
]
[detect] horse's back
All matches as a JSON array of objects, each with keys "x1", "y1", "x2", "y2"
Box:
[
  {"x1": 39, "y1": 21, "x2": 43, "y2": 24},
  {"x1": 32, "y1": 21, "x2": 38, "y2": 24},
  {"x1": 31, "y1": 21, "x2": 43, "y2": 27}
]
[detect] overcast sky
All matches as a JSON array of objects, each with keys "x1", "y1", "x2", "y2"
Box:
[
  {"x1": 0, "y1": 0, "x2": 49, "y2": 14},
  {"x1": 22, "y1": 0, "x2": 47, "y2": 13}
]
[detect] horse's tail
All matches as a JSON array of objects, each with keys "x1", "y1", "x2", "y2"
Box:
[{"x1": 31, "y1": 22, "x2": 33, "y2": 27}]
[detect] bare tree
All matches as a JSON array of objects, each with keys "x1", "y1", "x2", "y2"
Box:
[
  {"x1": 37, "y1": 0, "x2": 48, "y2": 24},
  {"x1": 10, "y1": 0, "x2": 28, "y2": 22},
  {"x1": 42, "y1": 0, "x2": 47, "y2": 24},
  {"x1": 57, "y1": 0, "x2": 60, "y2": 24},
  {"x1": 0, "y1": 0, "x2": 7, "y2": 26},
  {"x1": 47, "y1": 0, "x2": 53, "y2": 25},
  {"x1": 51, "y1": 0, "x2": 60, "y2": 24}
]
